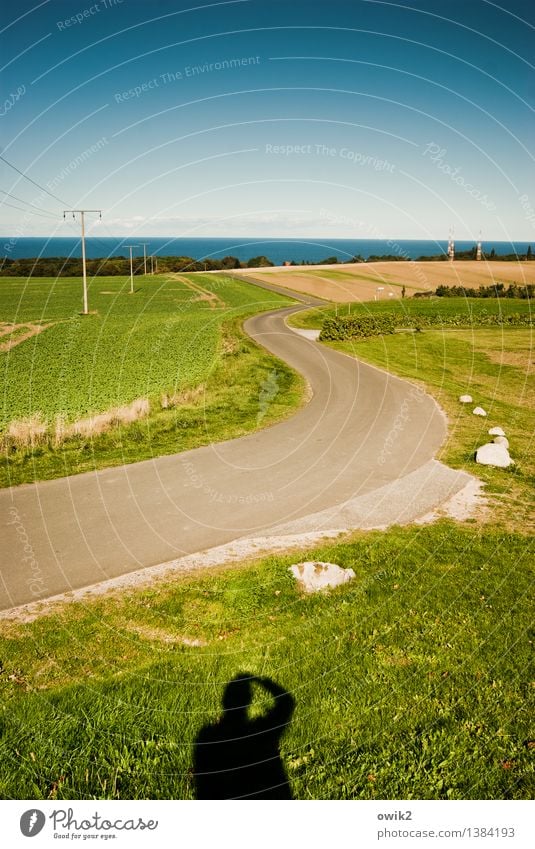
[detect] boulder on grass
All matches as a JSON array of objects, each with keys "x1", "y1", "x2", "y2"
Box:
[
  {"x1": 289, "y1": 561, "x2": 355, "y2": 593},
  {"x1": 494, "y1": 435, "x2": 510, "y2": 449},
  {"x1": 488, "y1": 426, "x2": 505, "y2": 437},
  {"x1": 473, "y1": 407, "x2": 487, "y2": 417},
  {"x1": 459, "y1": 394, "x2": 473, "y2": 404},
  {"x1": 475, "y1": 442, "x2": 513, "y2": 468}
]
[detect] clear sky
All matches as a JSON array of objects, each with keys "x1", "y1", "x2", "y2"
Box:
[{"x1": 0, "y1": 0, "x2": 534, "y2": 240}]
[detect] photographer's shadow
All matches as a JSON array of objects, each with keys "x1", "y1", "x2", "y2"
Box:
[{"x1": 193, "y1": 673, "x2": 295, "y2": 799}]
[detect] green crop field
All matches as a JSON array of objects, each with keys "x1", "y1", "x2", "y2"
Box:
[
  {"x1": 0, "y1": 274, "x2": 303, "y2": 486},
  {"x1": 0, "y1": 273, "x2": 293, "y2": 425}
]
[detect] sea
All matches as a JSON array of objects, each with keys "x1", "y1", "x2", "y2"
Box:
[{"x1": 1, "y1": 236, "x2": 532, "y2": 264}]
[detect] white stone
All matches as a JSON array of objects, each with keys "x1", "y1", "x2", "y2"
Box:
[
  {"x1": 473, "y1": 407, "x2": 487, "y2": 417},
  {"x1": 459, "y1": 394, "x2": 473, "y2": 404},
  {"x1": 475, "y1": 442, "x2": 513, "y2": 468},
  {"x1": 493, "y1": 435, "x2": 510, "y2": 449},
  {"x1": 488, "y1": 426, "x2": 505, "y2": 437},
  {"x1": 289, "y1": 561, "x2": 355, "y2": 593}
]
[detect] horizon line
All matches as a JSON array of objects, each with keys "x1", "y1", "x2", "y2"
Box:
[{"x1": 2, "y1": 234, "x2": 533, "y2": 243}]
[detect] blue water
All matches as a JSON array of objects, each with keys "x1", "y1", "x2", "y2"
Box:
[{"x1": 1, "y1": 236, "x2": 531, "y2": 263}]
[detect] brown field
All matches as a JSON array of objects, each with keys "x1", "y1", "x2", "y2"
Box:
[{"x1": 233, "y1": 260, "x2": 535, "y2": 303}]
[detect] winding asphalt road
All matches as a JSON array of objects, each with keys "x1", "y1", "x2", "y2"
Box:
[{"x1": 1, "y1": 290, "x2": 464, "y2": 611}]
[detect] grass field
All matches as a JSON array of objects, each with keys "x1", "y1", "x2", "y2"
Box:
[
  {"x1": 236, "y1": 260, "x2": 535, "y2": 302},
  {"x1": 0, "y1": 273, "x2": 294, "y2": 425},
  {"x1": 0, "y1": 522, "x2": 532, "y2": 800},
  {"x1": 0, "y1": 274, "x2": 304, "y2": 487}
]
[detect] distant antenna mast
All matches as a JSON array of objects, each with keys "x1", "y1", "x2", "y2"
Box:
[
  {"x1": 476, "y1": 230, "x2": 482, "y2": 261},
  {"x1": 447, "y1": 227, "x2": 455, "y2": 261}
]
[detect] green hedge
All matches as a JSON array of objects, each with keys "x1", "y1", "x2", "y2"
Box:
[{"x1": 319, "y1": 311, "x2": 532, "y2": 341}]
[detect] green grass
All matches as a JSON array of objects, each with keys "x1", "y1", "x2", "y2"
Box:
[
  {"x1": 0, "y1": 522, "x2": 532, "y2": 800},
  {"x1": 0, "y1": 274, "x2": 304, "y2": 487},
  {"x1": 307, "y1": 325, "x2": 534, "y2": 530},
  {"x1": 289, "y1": 296, "x2": 534, "y2": 530},
  {"x1": 289, "y1": 296, "x2": 533, "y2": 330}
]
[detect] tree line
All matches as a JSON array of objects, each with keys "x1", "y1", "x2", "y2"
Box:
[
  {"x1": 0, "y1": 254, "x2": 276, "y2": 277},
  {"x1": 0, "y1": 245, "x2": 532, "y2": 277}
]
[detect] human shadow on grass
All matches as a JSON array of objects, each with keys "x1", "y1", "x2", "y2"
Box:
[{"x1": 193, "y1": 673, "x2": 295, "y2": 799}]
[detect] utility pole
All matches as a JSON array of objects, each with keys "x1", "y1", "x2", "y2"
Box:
[
  {"x1": 63, "y1": 209, "x2": 101, "y2": 315},
  {"x1": 140, "y1": 243, "x2": 149, "y2": 275},
  {"x1": 124, "y1": 245, "x2": 140, "y2": 294},
  {"x1": 150, "y1": 255, "x2": 154, "y2": 275}
]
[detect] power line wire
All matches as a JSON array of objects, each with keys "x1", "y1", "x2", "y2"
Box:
[
  {"x1": 0, "y1": 187, "x2": 59, "y2": 216},
  {"x1": 0, "y1": 152, "x2": 70, "y2": 206},
  {"x1": 0, "y1": 198, "x2": 58, "y2": 220}
]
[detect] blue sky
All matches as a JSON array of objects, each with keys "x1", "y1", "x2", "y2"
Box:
[{"x1": 0, "y1": 0, "x2": 534, "y2": 239}]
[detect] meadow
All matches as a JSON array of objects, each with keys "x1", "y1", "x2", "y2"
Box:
[
  {"x1": 0, "y1": 273, "x2": 303, "y2": 486},
  {"x1": 0, "y1": 521, "x2": 532, "y2": 799},
  {"x1": 291, "y1": 298, "x2": 534, "y2": 530}
]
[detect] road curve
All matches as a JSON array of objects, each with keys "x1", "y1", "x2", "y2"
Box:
[{"x1": 1, "y1": 301, "x2": 450, "y2": 611}]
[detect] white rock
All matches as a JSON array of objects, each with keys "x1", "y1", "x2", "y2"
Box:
[
  {"x1": 488, "y1": 426, "x2": 505, "y2": 437},
  {"x1": 475, "y1": 442, "x2": 513, "y2": 468},
  {"x1": 493, "y1": 435, "x2": 510, "y2": 449},
  {"x1": 473, "y1": 407, "x2": 487, "y2": 417},
  {"x1": 459, "y1": 394, "x2": 473, "y2": 404},
  {"x1": 289, "y1": 561, "x2": 355, "y2": 593}
]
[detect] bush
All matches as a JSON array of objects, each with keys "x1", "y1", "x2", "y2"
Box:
[
  {"x1": 320, "y1": 314, "x2": 400, "y2": 340},
  {"x1": 319, "y1": 311, "x2": 532, "y2": 341}
]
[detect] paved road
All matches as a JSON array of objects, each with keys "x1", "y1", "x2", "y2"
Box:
[{"x1": 1, "y1": 299, "x2": 451, "y2": 611}]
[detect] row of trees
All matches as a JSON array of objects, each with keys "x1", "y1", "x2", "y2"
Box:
[
  {"x1": 434, "y1": 282, "x2": 534, "y2": 299},
  {"x1": 0, "y1": 254, "x2": 276, "y2": 277},
  {"x1": 417, "y1": 246, "x2": 533, "y2": 262},
  {"x1": 1, "y1": 246, "x2": 532, "y2": 277}
]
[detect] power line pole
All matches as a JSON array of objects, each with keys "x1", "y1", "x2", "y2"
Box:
[
  {"x1": 150, "y1": 255, "x2": 154, "y2": 275},
  {"x1": 124, "y1": 245, "x2": 140, "y2": 294},
  {"x1": 139, "y1": 243, "x2": 149, "y2": 275},
  {"x1": 63, "y1": 209, "x2": 101, "y2": 315}
]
